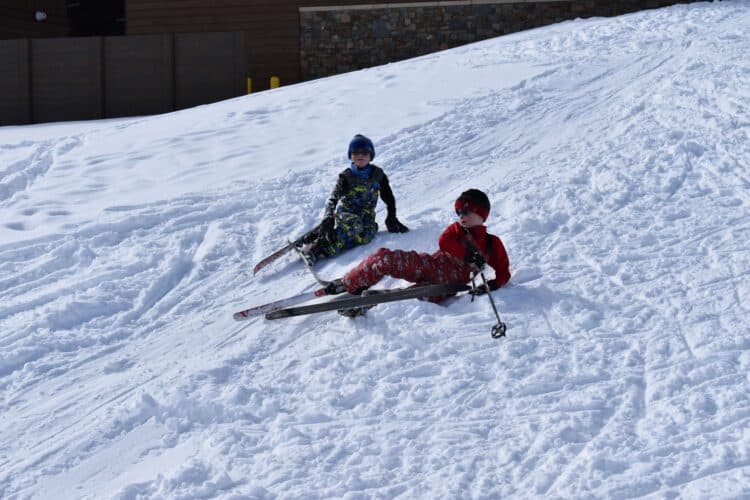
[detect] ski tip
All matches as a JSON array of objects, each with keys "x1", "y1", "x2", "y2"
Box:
[{"x1": 233, "y1": 310, "x2": 250, "y2": 321}]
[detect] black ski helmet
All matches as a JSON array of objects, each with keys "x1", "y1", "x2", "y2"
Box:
[{"x1": 347, "y1": 134, "x2": 375, "y2": 160}]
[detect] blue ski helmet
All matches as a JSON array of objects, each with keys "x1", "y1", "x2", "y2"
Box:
[{"x1": 347, "y1": 134, "x2": 375, "y2": 160}]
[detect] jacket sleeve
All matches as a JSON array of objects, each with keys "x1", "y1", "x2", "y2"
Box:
[
  {"x1": 487, "y1": 235, "x2": 511, "y2": 289},
  {"x1": 378, "y1": 172, "x2": 397, "y2": 219},
  {"x1": 438, "y1": 223, "x2": 469, "y2": 261},
  {"x1": 324, "y1": 173, "x2": 348, "y2": 218}
]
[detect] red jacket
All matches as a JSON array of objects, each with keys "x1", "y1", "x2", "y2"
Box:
[{"x1": 438, "y1": 222, "x2": 511, "y2": 288}]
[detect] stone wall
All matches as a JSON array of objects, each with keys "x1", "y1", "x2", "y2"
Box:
[{"x1": 299, "y1": 0, "x2": 697, "y2": 80}]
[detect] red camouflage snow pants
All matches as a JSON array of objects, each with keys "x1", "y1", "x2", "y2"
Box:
[{"x1": 342, "y1": 248, "x2": 473, "y2": 297}]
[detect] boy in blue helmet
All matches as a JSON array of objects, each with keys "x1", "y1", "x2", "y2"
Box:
[{"x1": 300, "y1": 134, "x2": 409, "y2": 263}]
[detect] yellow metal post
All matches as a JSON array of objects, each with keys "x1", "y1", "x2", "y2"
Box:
[
  {"x1": 247, "y1": 77, "x2": 252, "y2": 94},
  {"x1": 270, "y1": 76, "x2": 280, "y2": 89}
]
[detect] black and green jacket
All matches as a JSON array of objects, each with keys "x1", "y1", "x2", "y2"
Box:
[{"x1": 324, "y1": 163, "x2": 398, "y2": 222}]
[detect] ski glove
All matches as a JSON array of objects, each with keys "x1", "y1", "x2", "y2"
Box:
[
  {"x1": 469, "y1": 279, "x2": 498, "y2": 296},
  {"x1": 385, "y1": 215, "x2": 409, "y2": 233},
  {"x1": 464, "y1": 248, "x2": 486, "y2": 270},
  {"x1": 320, "y1": 216, "x2": 335, "y2": 242}
]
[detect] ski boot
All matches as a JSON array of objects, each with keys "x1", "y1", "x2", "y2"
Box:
[
  {"x1": 299, "y1": 238, "x2": 329, "y2": 267},
  {"x1": 324, "y1": 279, "x2": 346, "y2": 295},
  {"x1": 337, "y1": 289, "x2": 383, "y2": 318}
]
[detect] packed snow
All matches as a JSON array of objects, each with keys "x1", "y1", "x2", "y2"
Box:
[{"x1": 2, "y1": 1, "x2": 750, "y2": 498}]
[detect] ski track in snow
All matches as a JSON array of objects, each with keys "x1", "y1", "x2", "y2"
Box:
[{"x1": 2, "y1": 2, "x2": 750, "y2": 498}]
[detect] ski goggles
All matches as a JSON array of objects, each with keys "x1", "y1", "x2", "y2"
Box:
[
  {"x1": 350, "y1": 149, "x2": 372, "y2": 156},
  {"x1": 454, "y1": 198, "x2": 489, "y2": 220}
]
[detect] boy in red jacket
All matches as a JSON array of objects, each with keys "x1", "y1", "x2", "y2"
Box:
[{"x1": 329, "y1": 189, "x2": 510, "y2": 298}]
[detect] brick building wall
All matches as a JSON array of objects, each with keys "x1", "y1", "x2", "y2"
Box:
[
  {"x1": 299, "y1": 0, "x2": 701, "y2": 80},
  {"x1": 0, "y1": 1, "x2": 69, "y2": 39}
]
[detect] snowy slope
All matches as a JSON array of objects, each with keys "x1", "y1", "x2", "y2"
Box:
[{"x1": 2, "y1": 1, "x2": 750, "y2": 498}]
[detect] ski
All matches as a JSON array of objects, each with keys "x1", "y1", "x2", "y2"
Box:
[
  {"x1": 265, "y1": 283, "x2": 470, "y2": 320},
  {"x1": 252, "y1": 224, "x2": 320, "y2": 275},
  {"x1": 252, "y1": 241, "x2": 297, "y2": 275},
  {"x1": 232, "y1": 283, "x2": 340, "y2": 321}
]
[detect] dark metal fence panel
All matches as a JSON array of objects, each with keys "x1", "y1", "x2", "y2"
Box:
[
  {"x1": 104, "y1": 34, "x2": 174, "y2": 118},
  {"x1": 0, "y1": 39, "x2": 31, "y2": 126},
  {"x1": 31, "y1": 37, "x2": 103, "y2": 123},
  {"x1": 174, "y1": 31, "x2": 246, "y2": 110},
  {"x1": 0, "y1": 32, "x2": 246, "y2": 125}
]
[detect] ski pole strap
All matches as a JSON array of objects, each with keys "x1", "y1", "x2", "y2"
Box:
[{"x1": 461, "y1": 227, "x2": 492, "y2": 263}]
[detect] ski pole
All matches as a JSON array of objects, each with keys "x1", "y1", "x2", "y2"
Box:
[{"x1": 475, "y1": 271, "x2": 506, "y2": 338}]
